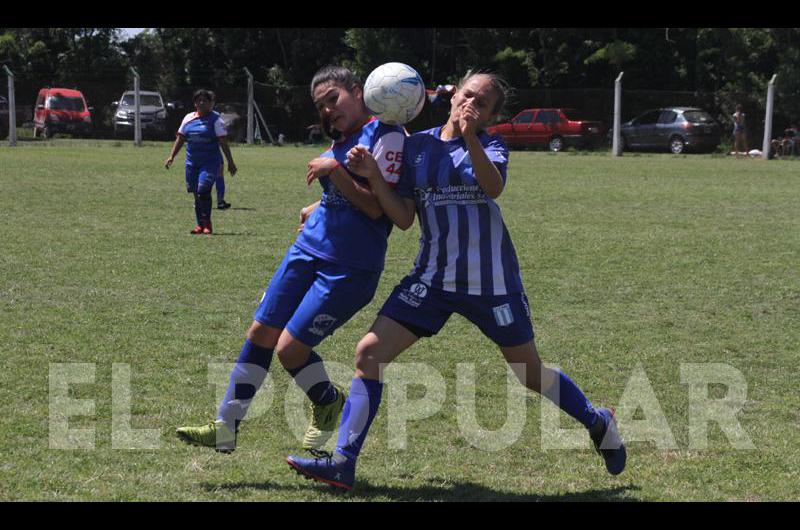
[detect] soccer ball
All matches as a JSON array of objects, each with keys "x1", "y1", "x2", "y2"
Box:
[{"x1": 363, "y1": 62, "x2": 426, "y2": 126}]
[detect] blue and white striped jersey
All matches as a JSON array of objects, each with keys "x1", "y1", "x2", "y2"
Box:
[{"x1": 396, "y1": 126, "x2": 524, "y2": 296}]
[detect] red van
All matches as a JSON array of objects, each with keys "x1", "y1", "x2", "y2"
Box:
[{"x1": 33, "y1": 87, "x2": 93, "y2": 138}]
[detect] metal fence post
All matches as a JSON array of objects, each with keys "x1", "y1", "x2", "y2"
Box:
[
  {"x1": 612, "y1": 72, "x2": 624, "y2": 157},
  {"x1": 761, "y1": 74, "x2": 777, "y2": 160},
  {"x1": 3, "y1": 66, "x2": 17, "y2": 147},
  {"x1": 130, "y1": 67, "x2": 141, "y2": 146},
  {"x1": 244, "y1": 67, "x2": 254, "y2": 145}
]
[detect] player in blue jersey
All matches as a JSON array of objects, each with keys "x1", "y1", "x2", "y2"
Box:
[
  {"x1": 287, "y1": 72, "x2": 626, "y2": 490},
  {"x1": 164, "y1": 89, "x2": 238, "y2": 234},
  {"x1": 176, "y1": 66, "x2": 406, "y2": 454}
]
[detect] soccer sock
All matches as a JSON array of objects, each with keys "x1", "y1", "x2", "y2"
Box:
[
  {"x1": 334, "y1": 377, "x2": 383, "y2": 461},
  {"x1": 199, "y1": 196, "x2": 212, "y2": 226},
  {"x1": 541, "y1": 370, "x2": 600, "y2": 430},
  {"x1": 216, "y1": 175, "x2": 225, "y2": 202},
  {"x1": 286, "y1": 350, "x2": 338, "y2": 405},
  {"x1": 217, "y1": 339, "x2": 274, "y2": 430},
  {"x1": 193, "y1": 198, "x2": 202, "y2": 226}
]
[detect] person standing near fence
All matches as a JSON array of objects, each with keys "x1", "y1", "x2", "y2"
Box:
[
  {"x1": 732, "y1": 103, "x2": 748, "y2": 158},
  {"x1": 164, "y1": 89, "x2": 237, "y2": 234}
]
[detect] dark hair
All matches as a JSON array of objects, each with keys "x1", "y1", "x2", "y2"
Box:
[
  {"x1": 193, "y1": 89, "x2": 215, "y2": 102},
  {"x1": 310, "y1": 65, "x2": 362, "y2": 99},
  {"x1": 310, "y1": 66, "x2": 363, "y2": 141},
  {"x1": 458, "y1": 70, "x2": 510, "y2": 115}
]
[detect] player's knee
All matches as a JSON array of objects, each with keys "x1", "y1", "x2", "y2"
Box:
[
  {"x1": 354, "y1": 336, "x2": 381, "y2": 376},
  {"x1": 198, "y1": 191, "x2": 212, "y2": 201},
  {"x1": 246, "y1": 321, "x2": 278, "y2": 348}
]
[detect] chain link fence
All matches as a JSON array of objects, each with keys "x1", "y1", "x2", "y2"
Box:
[{"x1": 2, "y1": 68, "x2": 796, "y2": 152}]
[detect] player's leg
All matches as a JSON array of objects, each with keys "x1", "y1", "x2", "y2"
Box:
[
  {"x1": 177, "y1": 245, "x2": 314, "y2": 451},
  {"x1": 197, "y1": 165, "x2": 216, "y2": 233},
  {"x1": 287, "y1": 278, "x2": 448, "y2": 490},
  {"x1": 215, "y1": 162, "x2": 230, "y2": 209},
  {"x1": 277, "y1": 260, "x2": 383, "y2": 451},
  {"x1": 286, "y1": 316, "x2": 420, "y2": 490},
  {"x1": 185, "y1": 165, "x2": 203, "y2": 233},
  {"x1": 463, "y1": 290, "x2": 626, "y2": 474}
]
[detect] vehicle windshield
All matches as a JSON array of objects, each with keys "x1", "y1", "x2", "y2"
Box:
[
  {"x1": 683, "y1": 110, "x2": 714, "y2": 124},
  {"x1": 121, "y1": 94, "x2": 163, "y2": 107},
  {"x1": 48, "y1": 95, "x2": 85, "y2": 111}
]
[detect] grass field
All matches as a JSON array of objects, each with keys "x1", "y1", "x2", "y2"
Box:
[{"x1": 1, "y1": 139, "x2": 799, "y2": 501}]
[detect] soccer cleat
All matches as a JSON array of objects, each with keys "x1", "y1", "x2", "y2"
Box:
[
  {"x1": 190, "y1": 225, "x2": 204, "y2": 234},
  {"x1": 176, "y1": 420, "x2": 236, "y2": 453},
  {"x1": 590, "y1": 408, "x2": 627, "y2": 475},
  {"x1": 302, "y1": 384, "x2": 347, "y2": 451},
  {"x1": 202, "y1": 222, "x2": 213, "y2": 235},
  {"x1": 286, "y1": 453, "x2": 355, "y2": 491},
  {"x1": 217, "y1": 200, "x2": 232, "y2": 210}
]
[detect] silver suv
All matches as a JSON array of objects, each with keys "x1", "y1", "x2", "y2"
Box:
[{"x1": 112, "y1": 90, "x2": 167, "y2": 138}]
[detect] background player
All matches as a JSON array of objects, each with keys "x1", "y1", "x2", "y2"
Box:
[
  {"x1": 175, "y1": 66, "x2": 406, "y2": 454},
  {"x1": 287, "y1": 72, "x2": 626, "y2": 490},
  {"x1": 164, "y1": 89, "x2": 237, "y2": 234}
]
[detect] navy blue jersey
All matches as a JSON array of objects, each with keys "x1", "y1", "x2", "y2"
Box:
[
  {"x1": 294, "y1": 118, "x2": 405, "y2": 273},
  {"x1": 397, "y1": 126, "x2": 524, "y2": 296}
]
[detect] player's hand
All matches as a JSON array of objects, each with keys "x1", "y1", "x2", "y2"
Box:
[
  {"x1": 458, "y1": 101, "x2": 480, "y2": 138},
  {"x1": 306, "y1": 157, "x2": 340, "y2": 186},
  {"x1": 298, "y1": 204, "x2": 315, "y2": 232},
  {"x1": 164, "y1": 157, "x2": 174, "y2": 169},
  {"x1": 346, "y1": 146, "x2": 381, "y2": 181},
  {"x1": 228, "y1": 162, "x2": 238, "y2": 176}
]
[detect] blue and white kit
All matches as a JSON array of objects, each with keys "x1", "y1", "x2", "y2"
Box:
[
  {"x1": 379, "y1": 126, "x2": 534, "y2": 347},
  {"x1": 177, "y1": 110, "x2": 227, "y2": 193},
  {"x1": 255, "y1": 118, "x2": 406, "y2": 346}
]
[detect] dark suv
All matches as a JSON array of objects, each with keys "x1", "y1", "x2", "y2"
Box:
[{"x1": 618, "y1": 107, "x2": 721, "y2": 154}]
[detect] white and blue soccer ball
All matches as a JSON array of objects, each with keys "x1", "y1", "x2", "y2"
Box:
[{"x1": 363, "y1": 62, "x2": 426, "y2": 126}]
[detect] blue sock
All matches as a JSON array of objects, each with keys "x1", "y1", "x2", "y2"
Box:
[
  {"x1": 286, "y1": 351, "x2": 337, "y2": 405},
  {"x1": 216, "y1": 175, "x2": 225, "y2": 202},
  {"x1": 199, "y1": 197, "x2": 212, "y2": 226},
  {"x1": 335, "y1": 377, "x2": 383, "y2": 461},
  {"x1": 542, "y1": 370, "x2": 600, "y2": 430},
  {"x1": 217, "y1": 339, "x2": 274, "y2": 430},
  {"x1": 193, "y1": 198, "x2": 202, "y2": 226}
]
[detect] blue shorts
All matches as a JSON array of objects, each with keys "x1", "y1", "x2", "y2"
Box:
[
  {"x1": 185, "y1": 161, "x2": 223, "y2": 194},
  {"x1": 379, "y1": 276, "x2": 535, "y2": 347},
  {"x1": 253, "y1": 244, "x2": 381, "y2": 347}
]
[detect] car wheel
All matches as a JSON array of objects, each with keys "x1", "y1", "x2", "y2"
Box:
[
  {"x1": 42, "y1": 123, "x2": 53, "y2": 139},
  {"x1": 548, "y1": 136, "x2": 564, "y2": 152},
  {"x1": 669, "y1": 135, "x2": 686, "y2": 154}
]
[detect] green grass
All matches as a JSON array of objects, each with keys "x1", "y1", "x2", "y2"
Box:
[{"x1": 1, "y1": 140, "x2": 799, "y2": 501}]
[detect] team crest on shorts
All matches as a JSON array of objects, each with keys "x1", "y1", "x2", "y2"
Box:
[
  {"x1": 399, "y1": 282, "x2": 428, "y2": 308},
  {"x1": 309, "y1": 314, "x2": 338, "y2": 337},
  {"x1": 493, "y1": 303, "x2": 514, "y2": 327}
]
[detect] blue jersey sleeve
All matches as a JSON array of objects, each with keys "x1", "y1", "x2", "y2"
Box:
[{"x1": 482, "y1": 134, "x2": 509, "y2": 182}]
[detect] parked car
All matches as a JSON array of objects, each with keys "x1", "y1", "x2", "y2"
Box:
[
  {"x1": 111, "y1": 90, "x2": 167, "y2": 138},
  {"x1": 486, "y1": 108, "x2": 606, "y2": 151},
  {"x1": 33, "y1": 87, "x2": 93, "y2": 138},
  {"x1": 615, "y1": 107, "x2": 721, "y2": 154}
]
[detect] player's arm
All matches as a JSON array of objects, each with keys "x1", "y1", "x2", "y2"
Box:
[
  {"x1": 217, "y1": 136, "x2": 237, "y2": 175},
  {"x1": 306, "y1": 157, "x2": 384, "y2": 220},
  {"x1": 347, "y1": 146, "x2": 415, "y2": 230},
  {"x1": 164, "y1": 134, "x2": 185, "y2": 169},
  {"x1": 460, "y1": 102, "x2": 504, "y2": 199}
]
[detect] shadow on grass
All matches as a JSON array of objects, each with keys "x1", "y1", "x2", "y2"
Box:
[
  {"x1": 210, "y1": 232, "x2": 258, "y2": 237},
  {"x1": 202, "y1": 478, "x2": 640, "y2": 502}
]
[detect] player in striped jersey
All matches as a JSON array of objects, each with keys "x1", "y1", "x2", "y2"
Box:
[
  {"x1": 287, "y1": 72, "x2": 626, "y2": 490},
  {"x1": 176, "y1": 66, "x2": 405, "y2": 454}
]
